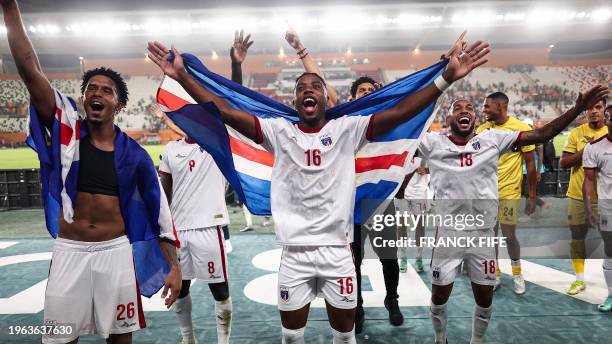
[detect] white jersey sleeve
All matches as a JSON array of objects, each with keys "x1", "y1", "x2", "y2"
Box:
[
  {"x1": 582, "y1": 142, "x2": 597, "y2": 169},
  {"x1": 486, "y1": 129, "x2": 521, "y2": 155},
  {"x1": 341, "y1": 115, "x2": 372, "y2": 152},
  {"x1": 417, "y1": 132, "x2": 436, "y2": 160},
  {"x1": 159, "y1": 143, "x2": 172, "y2": 174},
  {"x1": 258, "y1": 117, "x2": 284, "y2": 154}
]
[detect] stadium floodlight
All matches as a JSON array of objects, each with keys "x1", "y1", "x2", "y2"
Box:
[
  {"x1": 0, "y1": 25, "x2": 6, "y2": 35},
  {"x1": 592, "y1": 8, "x2": 611, "y2": 22},
  {"x1": 279, "y1": 47, "x2": 286, "y2": 58},
  {"x1": 211, "y1": 50, "x2": 219, "y2": 60}
]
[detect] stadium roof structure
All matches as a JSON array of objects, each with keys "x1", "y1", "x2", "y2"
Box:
[{"x1": 0, "y1": 1, "x2": 610, "y2": 58}]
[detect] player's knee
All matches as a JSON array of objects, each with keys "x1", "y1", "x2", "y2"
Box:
[
  {"x1": 431, "y1": 287, "x2": 451, "y2": 305},
  {"x1": 210, "y1": 282, "x2": 230, "y2": 301},
  {"x1": 178, "y1": 280, "x2": 191, "y2": 299},
  {"x1": 474, "y1": 289, "x2": 493, "y2": 308},
  {"x1": 281, "y1": 326, "x2": 305, "y2": 344}
]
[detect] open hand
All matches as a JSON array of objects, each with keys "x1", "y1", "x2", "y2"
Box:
[
  {"x1": 575, "y1": 85, "x2": 609, "y2": 113},
  {"x1": 161, "y1": 265, "x2": 181, "y2": 308},
  {"x1": 231, "y1": 29, "x2": 254, "y2": 64},
  {"x1": 285, "y1": 27, "x2": 304, "y2": 52},
  {"x1": 147, "y1": 41, "x2": 185, "y2": 81},
  {"x1": 443, "y1": 40, "x2": 490, "y2": 83}
]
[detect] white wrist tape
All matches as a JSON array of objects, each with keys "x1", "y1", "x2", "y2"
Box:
[{"x1": 434, "y1": 75, "x2": 450, "y2": 92}]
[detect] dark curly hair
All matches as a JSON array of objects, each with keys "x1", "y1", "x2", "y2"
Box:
[
  {"x1": 80, "y1": 67, "x2": 129, "y2": 105},
  {"x1": 350, "y1": 76, "x2": 377, "y2": 98}
]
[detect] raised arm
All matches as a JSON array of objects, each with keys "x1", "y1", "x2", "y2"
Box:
[
  {"x1": 1, "y1": 0, "x2": 55, "y2": 128},
  {"x1": 285, "y1": 27, "x2": 338, "y2": 107},
  {"x1": 516, "y1": 85, "x2": 609, "y2": 147},
  {"x1": 230, "y1": 29, "x2": 253, "y2": 85},
  {"x1": 147, "y1": 41, "x2": 259, "y2": 141},
  {"x1": 523, "y1": 150, "x2": 537, "y2": 215},
  {"x1": 583, "y1": 168, "x2": 598, "y2": 226},
  {"x1": 151, "y1": 104, "x2": 186, "y2": 138},
  {"x1": 369, "y1": 40, "x2": 490, "y2": 139}
]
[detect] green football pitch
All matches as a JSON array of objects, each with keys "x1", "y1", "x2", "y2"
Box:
[
  {"x1": 0, "y1": 135, "x2": 569, "y2": 170},
  {"x1": 1, "y1": 200, "x2": 612, "y2": 344}
]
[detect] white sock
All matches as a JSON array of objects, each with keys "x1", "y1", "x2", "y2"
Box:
[
  {"x1": 331, "y1": 326, "x2": 356, "y2": 344},
  {"x1": 242, "y1": 204, "x2": 253, "y2": 227},
  {"x1": 471, "y1": 304, "x2": 493, "y2": 344},
  {"x1": 174, "y1": 294, "x2": 195, "y2": 343},
  {"x1": 281, "y1": 326, "x2": 305, "y2": 344},
  {"x1": 430, "y1": 301, "x2": 448, "y2": 344},
  {"x1": 215, "y1": 297, "x2": 232, "y2": 344}
]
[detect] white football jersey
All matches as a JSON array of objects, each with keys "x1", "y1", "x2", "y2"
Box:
[
  {"x1": 159, "y1": 139, "x2": 229, "y2": 230},
  {"x1": 257, "y1": 115, "x2": 372, "y2": 246},
  {"x1": 418, "y1": 130, "x2": 521, "y2": 230},
  {"x1": 582, "y1": 135, "x2": 612, "y2": 213},
  {"x1": 403, "y1": 156, "x2": 429, "y2": 199}
]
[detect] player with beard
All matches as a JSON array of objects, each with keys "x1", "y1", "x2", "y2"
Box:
[
  {"x1": 147, "y1": 37, "x2": 491, "y2": 343},
  {"x1": 583, "y1": 103, "x2": 612, "y2": 312},
  {"x1": 1, "y1": 1, "x2": 181, "y2": 343},
  {"x1": 476, "y1": 92, "x2": 537, "y2": 294},
  {"x1": 420, "y1": 87, "x2": 608, "y2": 344},
  {"x1": 560, "y1": 98, "x2": 609, "y2": 295}
]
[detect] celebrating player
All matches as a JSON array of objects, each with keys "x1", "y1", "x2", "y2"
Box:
[
  {"x1": 476, "y1": 92, "x2": 538, "y2": 294},
  {"x1": 560, "y1": 98, "x2": 609, "y2": 295},
  {"x1": 420, "y1": 85, "x2": 608, "y2": 344},
  {"x1": 583, "y1": 103, "x2": 612, "y2": 312},
  {"x1": 1, "y1": 1, "x2": 181, "y2": 343},
  {"x1": 160, "y1": 136, "x2": 233, "y2": 344},
  {"x1": 147, "y1": 34, "x2": 490, "y2": 342}
]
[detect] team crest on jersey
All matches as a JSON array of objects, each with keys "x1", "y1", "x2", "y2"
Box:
[
  {"x1": 280, "y1": 286, "x2": 290, "y2": 302},
  {"x1": 320, "y1": 134, "x2": 333, "y2": 146},
  {"x1": 471, "y1": 140, "x2": 481, "y2": 151}
]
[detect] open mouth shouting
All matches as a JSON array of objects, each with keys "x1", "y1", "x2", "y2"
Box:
[
  {"x1": 302, "y1": 96, "x2": 318, "y2": 115},
  {"x1": 88, "y1": 99, "x2": 106, "y2": 116},
  {"x1": 457, "y1": 113, "x2": 473, "y2": 130}
]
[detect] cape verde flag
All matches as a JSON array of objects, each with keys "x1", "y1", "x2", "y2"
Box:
[
  {"x1": 27, "y1": 89, "x2": 178, "y2": 297},
  {"x1": 157, "y1": 53, "x2": 446, "y2": 224}
]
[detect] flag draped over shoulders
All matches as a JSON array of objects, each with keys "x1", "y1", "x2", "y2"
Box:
[
  {"x1": 157, "y1": 53, "x2": 447, "y2": 224},
  {"x1": 27, "y1": 90, "x2": 177, "y2": 297}
]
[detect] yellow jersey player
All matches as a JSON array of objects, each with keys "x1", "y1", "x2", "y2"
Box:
[
  {"x1": 560, "y1": 98, "x2": 608, "y2": 295},
  {"x1": 477, "y1": 92, "x2": 537, "y2": 294}
]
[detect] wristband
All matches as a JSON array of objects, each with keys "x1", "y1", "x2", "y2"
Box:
[
  {"x1": 296, "y1": 48, "x2": 307, "y2": 56},
  {"x1": 298, "y1": 52, "x2": 309, "y2": 60},
  {"x1": 434, "y1": 75, "x2": 450, "y2": 92}
]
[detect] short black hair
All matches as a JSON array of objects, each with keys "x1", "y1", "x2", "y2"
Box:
[
  {"x1": 81, "y1": 67, "x2": 129, "y2": 105},
  {"x1": 486, "y1": 91, "x2": 509, "y2": 104},
  {"x1": 295, "y1": 72, "x2": 326, "y2": 86},
  {"x1": 350, "y1": 76, "x2": 377, "y2": 98}
]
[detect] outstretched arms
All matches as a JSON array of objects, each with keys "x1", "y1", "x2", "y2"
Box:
[
  {"x1": 369, "y1": 39, "x2": 490, "y2": 139},
  {"x1": 285, "y1": 27, "x2": 339, "y2": 107},
  {"x1": 230, "y1": 29, "x2": 253, "y2": 85},
  {"x1": 147, "y1": 41, "x2": 259, "y2": 142},
  {"x1": 1, "y1": 0, "x2": 55, "y2": 128},
  {"x1": 516, "y1": 85, "x2": 609, "y2": 147}
]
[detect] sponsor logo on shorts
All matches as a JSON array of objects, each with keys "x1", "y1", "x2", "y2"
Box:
[
  {"x1": 602, "y1": 217, "x2": 608, "y2": 226},
  {"x1": 340, "y1": 296, "x2": 355, "y2": 303},
  {"x1": 280, "y1": 286, "x2": 290, "y2": 302},
  {"x1": 432, "y1": 266, "x2": 441, "y2": 280},
  {"x1": 119, "y1": 321, "x2": 136, "y2": 328},
  {"x1": 484, "y1": 275, "x2": 496, "y2": 281},
  {"x1": 210, "y1": 273, "x2": 221, "y2": 279}
]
